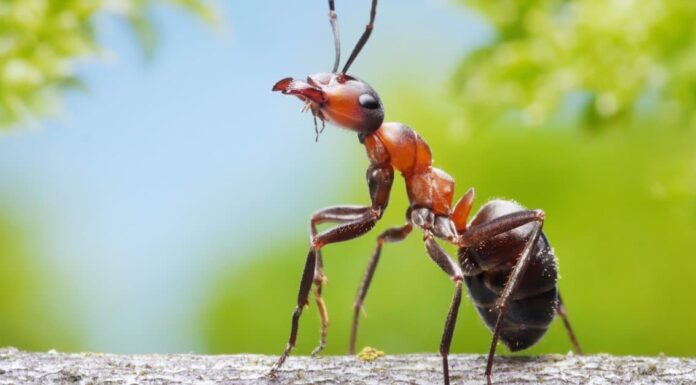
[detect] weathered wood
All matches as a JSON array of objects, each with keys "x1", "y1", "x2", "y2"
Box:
[{"x1": 0, "y1": 348, "x2": 693, "y2": 384}]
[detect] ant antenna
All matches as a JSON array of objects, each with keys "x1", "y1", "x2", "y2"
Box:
[
  {"x1": 341, "y1": 0, "x2": 377, "y2": 74},
  {"x1": 328, "y1": 0, "x2": 341, "y2": 73}
]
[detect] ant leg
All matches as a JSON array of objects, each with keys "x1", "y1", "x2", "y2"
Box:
[
  {"x1": 310, "y1": 244, "x2": 328, "y2": 358},
  {"x1": 459, "y1": 209, "x2": 544, "y2": 247},
  {"x1": 349, "y1": 222, "x2": 413, "y2": 354},
  {"x1": 271, "y1": 207, "x2": 372, "y2": 371},
  {"x1": 442, "y1": 281, "x2": 463, "y2": 385},
  {"x1": 557, "y1": 293, "x2": 583, "y2": 355},
  {"x1": 483, "y1": 220, "x2": 544, "y2": 385},
  {"x1": 424, "y1": 233, "x2": 464, "y2": 385},
  {"x1": 310, "y1": 206, "x2": 372, "y2": 357},
  {"x1": 310, "y1": 282, "x2": 329, "y2": 357},
  {"x1": 271, "y1": 164, "x2": 392, "y2": 375},
  {"x1": 270, "y1": 210, "x2": 384, "y2": 375},
  {"x1": 269, "y1": 247, "x2": 316, "y2": 375}
]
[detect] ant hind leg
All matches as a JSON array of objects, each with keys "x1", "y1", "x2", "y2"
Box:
[
  {"x1": 557, "y1": 293, "x2": 583, "y2": 355},
  {"x1": 476, "y1": 218, "x2": 544, "y2": 385}
]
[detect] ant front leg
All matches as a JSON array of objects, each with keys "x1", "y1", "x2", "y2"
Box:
[
  {"x1": 349, "y1": 221, "x2": 413, "y2": 354},
  {"x1": 309, "y1": 205, "x2": 372, "y2": 357},
  {"x1": 270, "y1": 164, "x2": 394, "y2": 375}
]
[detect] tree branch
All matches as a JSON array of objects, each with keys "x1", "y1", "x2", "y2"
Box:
[{"x1": 0, "y1": 348, "x2": 693, "y2": 384}]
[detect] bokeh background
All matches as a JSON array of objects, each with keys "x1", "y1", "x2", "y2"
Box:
[{"x1": 1, "y1": 0, "x2": 695, "y2": 358}]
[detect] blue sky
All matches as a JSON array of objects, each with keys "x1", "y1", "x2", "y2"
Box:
[{"x1": 0, "y1": 1, "x2": 486, "y2": 352}]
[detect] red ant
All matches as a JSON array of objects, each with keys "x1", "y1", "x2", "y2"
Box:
[{"x1": 269, "y1": 1, "x2": 582, "y2": 384}]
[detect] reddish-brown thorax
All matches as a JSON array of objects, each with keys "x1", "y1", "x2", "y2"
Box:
[{"x1": 363, "y1": 122, "x2": 455, "y2": 216}]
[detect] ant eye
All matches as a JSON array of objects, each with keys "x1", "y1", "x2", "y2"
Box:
[{"x1": 359, "y1": 93, "x2": 380, "y2": 109}]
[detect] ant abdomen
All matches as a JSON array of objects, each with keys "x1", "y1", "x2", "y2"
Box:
[{"x1": 459, "y1": 199, "x2": 559, "y2": 351}]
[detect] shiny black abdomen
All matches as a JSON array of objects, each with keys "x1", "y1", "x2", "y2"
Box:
[{"x1": 458, "y1": 200, "x2": 558, "y2": 352}]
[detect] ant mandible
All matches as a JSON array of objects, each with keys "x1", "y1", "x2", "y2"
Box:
[{"x1": 269, "y1": 1, "x2": 582, "y2": 384}]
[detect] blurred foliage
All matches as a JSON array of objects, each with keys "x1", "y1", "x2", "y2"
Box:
[
  {"x1": 0, "y1": 210, "x2": 82, "y2": 350},
  {"x1": 455, "y1": 0, "x2": 696, "y2": 131},
  {"x1": 0, "y1": 0, "x2": 215, "y2": 127},
  {"x1": 204, "y1": 86, "x2": 696, "y2": 357}
]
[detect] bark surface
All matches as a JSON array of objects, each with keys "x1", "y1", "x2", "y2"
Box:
[{"x1": 0, "y1": 348, "x2": 693, "y2": 384}]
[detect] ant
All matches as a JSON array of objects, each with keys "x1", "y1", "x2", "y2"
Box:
[{"x1": 269, "y1": 1, "x2": 582, "y2": 384}]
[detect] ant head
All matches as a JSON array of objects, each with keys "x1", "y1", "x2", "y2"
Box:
[
  {"x1": 272, "y1": 72, "x2": 384, "y2": 134},
  {"x1": 272, "y1": 1, "x2": 382, "y2": 136}
]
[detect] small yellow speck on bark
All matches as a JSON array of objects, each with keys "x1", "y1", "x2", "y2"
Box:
[{"x1": 357, "y1": 346, "x2": 385, "y2": 362}]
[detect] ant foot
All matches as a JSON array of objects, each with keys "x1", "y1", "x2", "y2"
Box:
[{"x1": 310, "y1": 345, "x2": 325, "y2": 358}]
